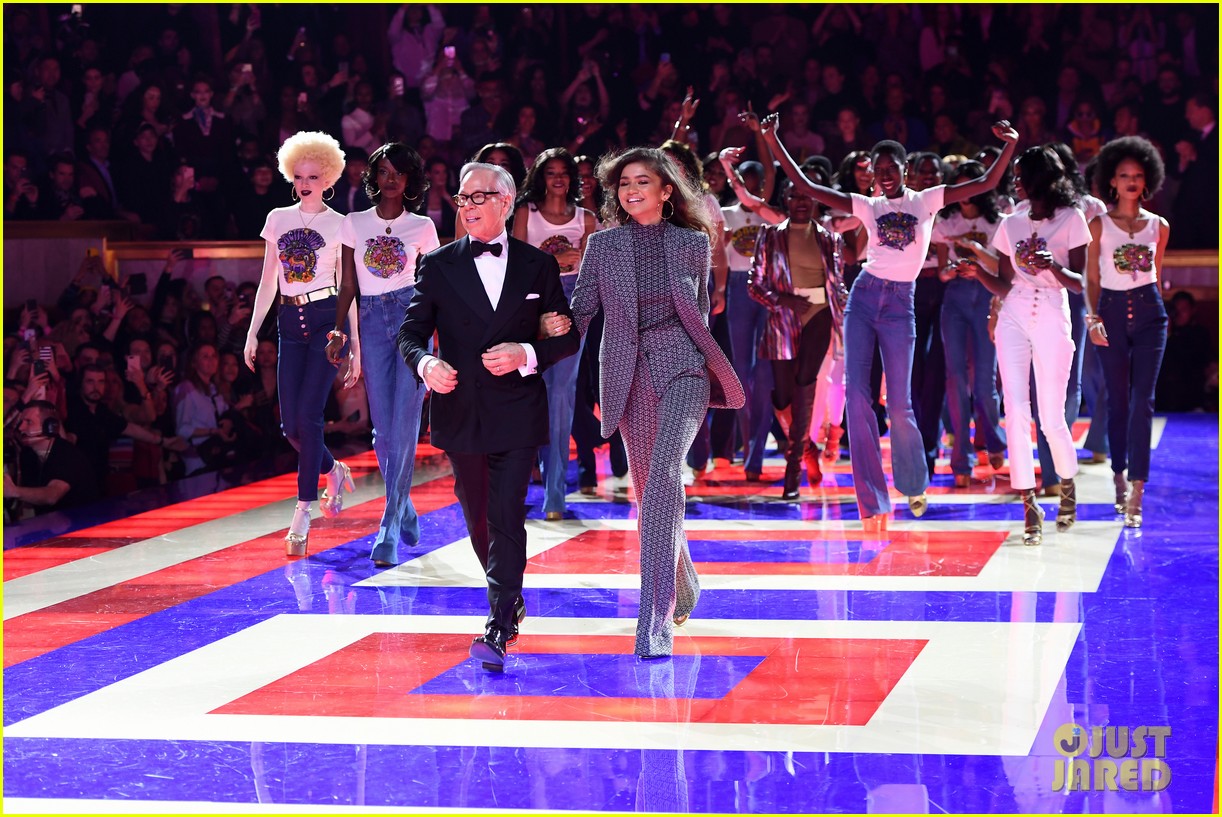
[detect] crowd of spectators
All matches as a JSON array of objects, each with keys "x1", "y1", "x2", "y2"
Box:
[
  {"x1": 4, "y1": 3, "x2": 1218, "y2": 518},
  {"x1": 4, "y1": 4, "x2": 1217, "y2": 243}
]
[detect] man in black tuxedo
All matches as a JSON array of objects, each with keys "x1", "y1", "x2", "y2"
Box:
[
  {"x1": 398, "y1": 162, "x2": 578, "y2": 671},
  {"x1": 1171, "y1": 92, "x2": 1218, "y2": 249}
]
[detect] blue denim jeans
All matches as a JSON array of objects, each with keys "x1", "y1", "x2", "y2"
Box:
[
  {"x1": 360, "y1": 286, "x2": 428, "y2": 562},
  {"x1": 1097, "y1": 284, "x2": 1168, "y2": 481},
  {"x1": 539, "y1": 339, "x2": 583, "y2": 514},
  {"x1": 1034, "y1": 290, "x2": 1086, "y2": 486},
  {"x1": 843, "y1": 272, "x2": 929, "y2": 517},
  {"x1": 277, "y1": 296, "x2": 341, "y2": 501},
  {"x1": 725, "y1": 269, "x2": 775, "y2": 473},
  {"x1": 940, "y1": 278, "x2": 1005, "y2": 476}
]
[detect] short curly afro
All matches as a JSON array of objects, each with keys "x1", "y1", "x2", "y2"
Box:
[
  {"x1": 1095, "y1": 136, "x2": 1165, "y2": 204},
  {"x1": 276, "y1": 130, "x2": 345, "y2": 189}
]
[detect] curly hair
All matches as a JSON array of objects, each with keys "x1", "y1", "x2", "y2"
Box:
[
  {"x1": 362, "y1": 142, "x2": 429, "y2": 203},
  {"x1": 596, "y1": 147, "x2": 715, "y2": 240},
  {"x1": 1016, "y1": 146, "x2": 1078, "y2": 213},
  {"x1": 518, "y1": 147, "x2": 581, "y2": 207},
  {"x1": 276, "y1": 130, "x2": 345, "y2": 188},
  {"x1": 1094, "y1": 136, "x2": 1166, "y2": 204}
]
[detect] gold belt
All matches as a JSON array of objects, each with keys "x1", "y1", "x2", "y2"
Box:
[{"x1": 279, "y1": 286, "x2": 337, "y2": 306}]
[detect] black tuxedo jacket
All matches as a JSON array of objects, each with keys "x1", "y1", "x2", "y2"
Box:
[{"x1": 397, "y1": 235, "x2": 579, "y2": 453}]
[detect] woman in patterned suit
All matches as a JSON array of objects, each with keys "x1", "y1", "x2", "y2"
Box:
[{"x1": 571, "y1": 147, "x2": 745, "y2": 658}]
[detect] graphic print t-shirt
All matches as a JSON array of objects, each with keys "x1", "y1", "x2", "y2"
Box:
[
  {"x1": 338, "y1": 209, "x2": 440, "y2": 295},
  {"x1": 850, "y1": 185, "x2": 945, "y2": 282},
  {"x1": 991, "y1": 206, "x2": 1091, "y2": 290},
  {"x1": 260, "y1": 205, "x2": 345, "y2": 296}
]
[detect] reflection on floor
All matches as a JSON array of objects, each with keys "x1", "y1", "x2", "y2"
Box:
[{"x1": 3, "y1": 416, "x2": 1218, "y2": 813}]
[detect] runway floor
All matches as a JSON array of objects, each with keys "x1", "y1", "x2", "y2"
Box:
[{"x1": 3, "y1": 414, "x2": 1218, "y2": 813}]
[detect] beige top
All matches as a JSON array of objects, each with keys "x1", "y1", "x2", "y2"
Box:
[{"x1": 788, "y1": 224, "x2": 827, "y2": 325}]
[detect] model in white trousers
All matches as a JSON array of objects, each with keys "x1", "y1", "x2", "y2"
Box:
[{"x1": 995, "y1": 285, "x2": 1081, "y2": 492}]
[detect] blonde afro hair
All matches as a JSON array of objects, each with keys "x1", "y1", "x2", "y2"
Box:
[{"x1": 276, "y1": 130, "x2": 345, "y2": 189}]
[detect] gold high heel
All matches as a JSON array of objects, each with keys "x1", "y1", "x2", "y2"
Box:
[
  {"x1": 908, "y1": 493, "x2": 928, "y2": 518},
  {"x1": 1022, "y1": 490, "x2": 1044, "y2": 546},
  {"x1": 1055, "y1": 478, "x2": 1076, "y2": 532},
  {"x1": 320, "y1": 461, "x2": 355, "y2": 518},
  {"x1": 286, "y1": 506, "x2": 311, "y2": 557},
  {"x1": 1124, "y1": 480, "x2": 1144, "y2": 528},
  {"x1": 285, "y1": 531, "x2": 308, "y2": 557},
  {"x1": 1113, "y1": 472, "x2": 1128, "y2": 514}
]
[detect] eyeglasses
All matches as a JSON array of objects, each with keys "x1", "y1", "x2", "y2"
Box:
[{"x1": 452, "y1": 190, "x2": 502, "y2": 207}]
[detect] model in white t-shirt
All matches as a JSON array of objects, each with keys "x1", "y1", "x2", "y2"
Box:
[
  {"x1": 243, "y1": 131, "x2": 357, "y2": 557},
  {"x1": 510, "y1": 149, "x2": 597, "y2": 521},
  {"x1": 980, "y1": 146, "x2": 1090, "y2": 547},
  {"x1": 760, "y1": 112, "x2": 1019, "y2": 528},
  {"x1": 325, "y1": 143, "x2": 442, "y2": 567}
]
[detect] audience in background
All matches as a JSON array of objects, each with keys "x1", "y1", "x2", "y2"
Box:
[{"x1": 3, "y1": 3, "x2": 1217, "y2": 520}]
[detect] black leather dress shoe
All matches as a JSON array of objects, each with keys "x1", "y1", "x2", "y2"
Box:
[
  {"x1": 470, "y1": 625, "x2": 509, "y2": 671},
  {"x1": 506, "y1": 596, "x2": 527, "y2": 647}
]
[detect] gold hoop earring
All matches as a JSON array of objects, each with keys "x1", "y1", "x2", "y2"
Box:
[
  {"x1": 661, "y1": 199, "x2": 675, "y2": 220},
  {"x1": 323, "y1": 187, "x2": 335, "y2": 201},
  {"x1": 404, "y1": 191, "x2": 420, "y2": 202},
  {"x1": 291, "y1": 187, "x2": 299, "y2": 201}
]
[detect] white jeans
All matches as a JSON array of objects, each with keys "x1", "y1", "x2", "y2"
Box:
[{"x1": 995, "y1": 286, "x2": 1080, "y2": 491}]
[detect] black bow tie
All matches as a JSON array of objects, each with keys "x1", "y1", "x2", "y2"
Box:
[{"x1": 471, "y1": 240, "x2": 503, "y2": 258}]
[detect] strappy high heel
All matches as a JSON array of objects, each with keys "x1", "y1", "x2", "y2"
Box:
[
  {"x1": 285, "y1": 506, "x2": 311, "y2": 557},
  {"x1": 1113, "y1": 472, "x2": 1128, "y2": 514},
  {"x1": 319, "y1": 460, "x2": 355, "y2": 518},
  {"x1": 1055, "y1": 478, "x2": 1076, "y2": 533},
  {"x1": 1022, "y1": 490, "x2": 1044, "y2": 546},
  {"x1": 1124, "y1": 480, "x2": 1144, "y2": 528}
]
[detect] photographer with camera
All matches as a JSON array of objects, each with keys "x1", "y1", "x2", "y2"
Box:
[{"x1": 3, "y1": 401, "x2": 99, "y2": 516}]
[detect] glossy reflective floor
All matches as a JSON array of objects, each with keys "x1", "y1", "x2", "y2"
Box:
[{"x1": 3, "y1": 416, "x2": 1218, "y2": 813}]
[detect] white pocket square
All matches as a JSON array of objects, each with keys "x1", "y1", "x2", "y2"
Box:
[{"x1": 525, "y1": 293, "x2": 540, "y2": 300}]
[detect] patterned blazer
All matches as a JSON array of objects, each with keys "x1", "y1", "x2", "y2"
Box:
[
  {"x1": 571, "y1": 221, "x2": 745, "y2": 439},
  {"x1": 747, "y1": 218, "x2": 848, "y2": 361}
]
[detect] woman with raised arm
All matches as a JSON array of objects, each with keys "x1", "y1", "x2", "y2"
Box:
[
  {"x1": 570, "y1": 147, "x2": 744, "y2": 658},
  {"x1": 977, "y1": 146, "x2": 1090, "y2": 546},
  {"x1": 244, "y1": 131, "x2": 356, "y2": 557},
  {"x1": 511, "y1": 148, "x2": 598, "y2": 521},
  {"x1": 326, "y1": 142, "x2": 439, "y2": 567},
  {"x1": 759, "y1": 112, "x2": 1018, "y2": 530},
  {"x1": 1084, "y1": 136, "x2": 1169, "y2": 528}
]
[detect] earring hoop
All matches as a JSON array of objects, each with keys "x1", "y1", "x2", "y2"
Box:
[
  {"x1": 661, "y1": 199, "x2": 675, "y2": 220},
  {"x1": 404, "y1": 191, "x2": 420, "y2": 202},
  {"x1": 323, "y1": 187, "x2": 335, "y2": 201},
  {"x1": 291, "y1": 187, "x2": 299, "y2": 201},
  {"x1": 1140, "y1": 186, "x2": 1151, "y2": 202}
]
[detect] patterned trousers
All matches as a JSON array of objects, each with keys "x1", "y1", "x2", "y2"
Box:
[{"x1": 620, "y1": 364, "x2": 709, "y2": 658}]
